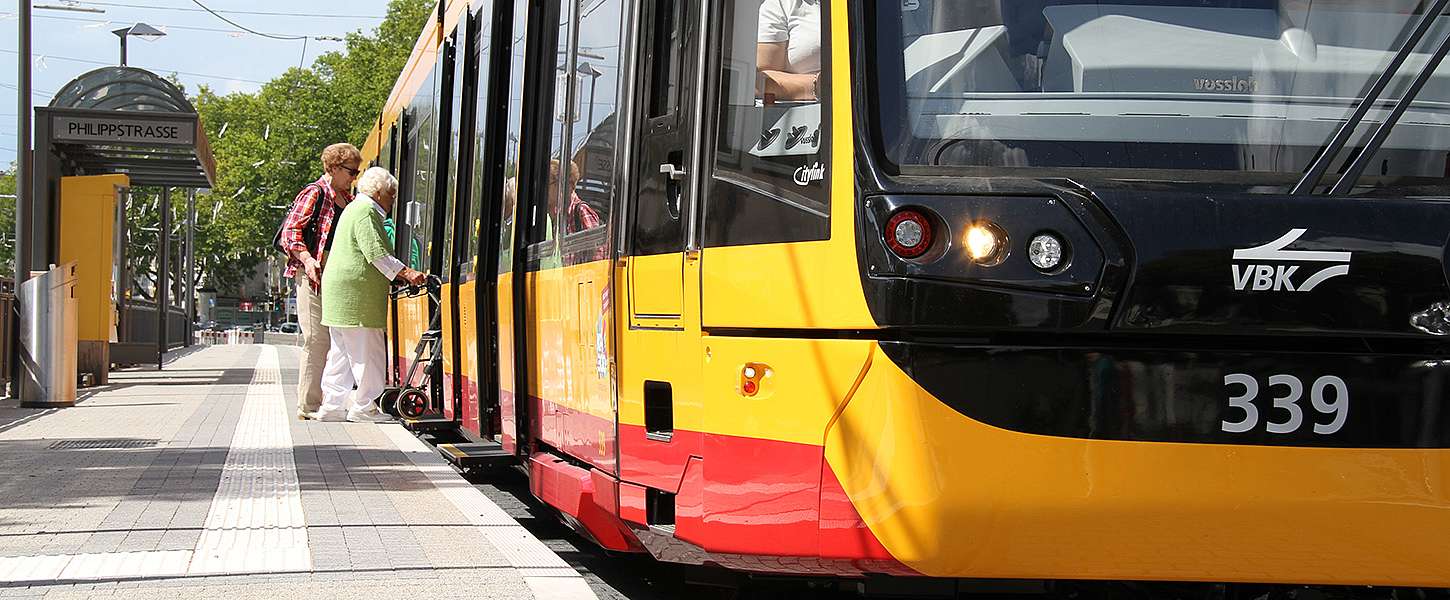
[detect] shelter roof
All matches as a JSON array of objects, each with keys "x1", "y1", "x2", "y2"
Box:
[{"x1": 40, "y1": 66, "x2": 215, "y2": 188}]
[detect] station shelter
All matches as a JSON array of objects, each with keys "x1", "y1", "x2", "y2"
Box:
[{"x1": 21, "y1": 66, "x2": 214, "y2": 393}]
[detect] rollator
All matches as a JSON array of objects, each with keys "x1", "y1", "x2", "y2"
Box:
[{"x1": 379, "y1": 274, "x2": 442, "y2": 419}]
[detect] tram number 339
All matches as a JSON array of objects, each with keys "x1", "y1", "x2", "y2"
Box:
[{"x1": 1220, "y1": 373, "x2": 1348, "y2": 435}]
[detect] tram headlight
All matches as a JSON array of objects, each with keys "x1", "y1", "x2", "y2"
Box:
[
  {"x1": 1028, "y1": 232, "x2": 1066, "y2": 271},
  {"x1": 963, "y1": 221, "x2": 1008, "y2": 266}
]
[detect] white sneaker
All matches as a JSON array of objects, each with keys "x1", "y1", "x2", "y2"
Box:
[
  {"x1": 346, "y1": 409, "x2": 394, "y2": 423},
  {"x1": 314, "y1": 410, "x2": 348, "y2": 422}
]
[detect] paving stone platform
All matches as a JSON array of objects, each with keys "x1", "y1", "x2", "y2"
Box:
[{"x1": 0, "y1": 345, "x2": 594, "y2": 599}]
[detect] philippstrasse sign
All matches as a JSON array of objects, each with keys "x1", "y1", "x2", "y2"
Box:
[{"x1": 53, "y1": 115, "x2": 195, "y2": 145}]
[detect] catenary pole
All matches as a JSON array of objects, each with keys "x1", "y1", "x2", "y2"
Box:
[
  {"x1": 185, "y1": 189, "x2": 195, "y2": 346},
  {"x1": 14, "y1": 0, "x2": 32, "y2": 398}
]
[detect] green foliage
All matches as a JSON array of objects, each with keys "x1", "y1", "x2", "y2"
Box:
[
  {"x1": 188, "y1": 0, "x2": 432, "y2": 296},
  {"x1": 0, "y1": 168, "x2": 13, "y2": 278}
]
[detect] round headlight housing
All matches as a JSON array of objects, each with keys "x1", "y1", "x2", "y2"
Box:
[
  {"x1": 884, "y1": 209, "x2": 934, "y2": 259},
  {"x1": 1028, "y1": 232, "x2": 1067, "y2": 271}
]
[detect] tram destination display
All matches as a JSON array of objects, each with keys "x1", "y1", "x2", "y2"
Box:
[{"x1": 53, "y1": 115, "x2": 194, "y2": 145}]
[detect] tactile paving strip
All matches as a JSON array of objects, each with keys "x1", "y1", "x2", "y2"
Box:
[
  {"x1": 0, "y1": 348, "x2": 307, "y2": 582},
  {"x1": 187, "y1": 345, "x2": 312, "y2": 574}
]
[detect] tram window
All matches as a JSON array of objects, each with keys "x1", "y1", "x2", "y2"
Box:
[
  {"x1": 525, "y1": 2, "x2": 573, "y2": 271},
  {"x1": 407, "y1": 126, "x2": 433, "y2": 273},
  {"x1": 628, "y1": 0, "x2": 692, "y2": 257},
  {"x1": 466, "y1": 3, "x2": 495, "y2": 277},
  {"x1": 380, "y1": 133, "x2": 394, "y2": 173},
  {"x1": 703, "y1": 0, "x2": 829, "y2": 248},
  {"x1": 560, "y1": 0, "x2": 620, "y2": 267},
  {"x1": 395, "y1": 113, "x2": 413, "y2": 262},
  {"x1": 498, "y1": 0, "x2": 529, "y2": 277},
  {"x1": 406, "y1": 62, "x2": 439, "y2": 272},
  {"x1": 443, "y1": 31, "x2": 465, "y2": 282},
  {"x1": 646, "y1": 0, "x2": 681, "y2": 119},
  {"x1": 871, "y1": 0, "x2": 1445, "y2": 192}
]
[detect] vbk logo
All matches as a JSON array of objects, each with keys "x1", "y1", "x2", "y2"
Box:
[{"x1": 1230, "y1": 229, "x2": 1351, "y2": 292}]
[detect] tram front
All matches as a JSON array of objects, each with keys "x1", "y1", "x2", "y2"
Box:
[{"x1": 841, "y1": 0, "x2": 1450, "y2": 586}]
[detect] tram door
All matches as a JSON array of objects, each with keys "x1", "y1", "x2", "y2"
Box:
[
  {"x1": 494, "y1": 0, "x2": 537, "y2": 454},
  {"x1": 460, "y1": 0, "x2": 507, "y2": 440},
  {"x1": 437, "y1": 31, "x2": 463, "y2": 424},
  {"x1": 618, "y1": 0, "x2": 706, "y2": 494}
]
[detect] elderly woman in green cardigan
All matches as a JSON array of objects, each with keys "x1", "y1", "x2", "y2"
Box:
[{"x1": 315, "y1": 166, "x2": 426, "y2": 422}]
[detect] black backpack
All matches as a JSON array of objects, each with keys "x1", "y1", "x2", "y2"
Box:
[{"x1": 271, "y1": 183, "x2": 337, "y2": 258}]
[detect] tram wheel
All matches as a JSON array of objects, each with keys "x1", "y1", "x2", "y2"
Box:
[
  {"x1": 376, "y1": 387, "x2": 401, "y2": 416},
  {"x1": 397, "y1": 388, "x2": 429, "y2": 418}
]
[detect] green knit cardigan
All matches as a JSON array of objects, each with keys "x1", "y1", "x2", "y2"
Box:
[{"x1": 320, "y1": 195, "x2": 394, "y2": 329}]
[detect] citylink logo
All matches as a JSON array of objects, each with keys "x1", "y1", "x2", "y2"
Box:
[
  {"x1": 1230, "y1": 229, "x2": 1351, "y2": 292},
  {"x1": 1193, "y1": 76, "x2": 1259, "y2": 93},
  {"x1": 794, "y1": 161, "x2": 825, "y2": 186}
]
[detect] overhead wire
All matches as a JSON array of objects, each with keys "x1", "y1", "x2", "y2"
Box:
[
  {"x1": 0, "y1": 48, "x2": 267, "y2": 87},
  {"x1": 0, "y1": 81, "x2": 57, "y2": 96},
  {"x1": 185, "y1": 0, "x2": 307, "y2": 40},
  {"x1": 65, "y1": 1, "x2": 385, "y2": 20},
  {"x1": 14, "y1": 12, "x2": 336, "y2": 39},
  {"x1": 9, "y1": 9, "x2": 350, "y2": 81}
]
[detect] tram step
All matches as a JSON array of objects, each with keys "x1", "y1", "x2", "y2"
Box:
[
  {"x1": 437, "y1": 442, "x2": 513, "y2": 470},
  {"x1": 400, "y1": 416, "x2": 456, "y2": 433}
]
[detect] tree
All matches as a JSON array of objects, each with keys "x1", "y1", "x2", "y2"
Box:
[
  {"x1": 187, "y1": 0, "x2": 432, "y2": 296},
  {"x1": 0, "y1": 169, "x2": 13, "y2": 278}
]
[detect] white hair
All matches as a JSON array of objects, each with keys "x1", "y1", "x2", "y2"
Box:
[{"x1": 356, "y1": 166, "x2": 398, "y2": 198}]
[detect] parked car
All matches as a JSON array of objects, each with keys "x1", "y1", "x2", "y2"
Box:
[{"x1": 278, "y1": 322, "x2": 301, "y2": 334}]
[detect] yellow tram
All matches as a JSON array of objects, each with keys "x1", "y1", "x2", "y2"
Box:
[{"x1": 364, "y1": 0, "x2": 1450, "y2": 588}]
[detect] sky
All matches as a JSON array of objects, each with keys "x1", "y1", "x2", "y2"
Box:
[{"x1": 0, "y1": 0, "x2": 398, "y2": 166}]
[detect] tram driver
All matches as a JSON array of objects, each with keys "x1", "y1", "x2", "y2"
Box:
[{"x1": 757, "y1": 0, "x2": 821, "y2": 101}]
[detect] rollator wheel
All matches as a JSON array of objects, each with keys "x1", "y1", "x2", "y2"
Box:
[
  {"x1": 376, "y1": 387, "x2": 401, "y2": 416},
  {"x1": 397, "y1": 388, "x2": 429, "y2": 419}
]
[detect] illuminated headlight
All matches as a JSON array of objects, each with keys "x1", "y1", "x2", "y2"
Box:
[
  {"x1": 1028, "y1": 233, "x2": 1065, "y2": 271},
  {"x1": 964, "y1": 222, "x2": 1008, "y2": 266}
]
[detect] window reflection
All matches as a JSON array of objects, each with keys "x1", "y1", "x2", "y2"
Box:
[
  {"x1": 875, "y1": 0, "x2": 1450, "y2": 190},
  {"x1": 705, "y1": 0, "x2": 830, "y2": 248},
  {"x1": 560, "y1": 0, "x2": 619, "y2": 267}
]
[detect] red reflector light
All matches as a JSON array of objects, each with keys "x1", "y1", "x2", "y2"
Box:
[
  {"x1": 884, "y1": 209, "x2": 933, "y2": 259},
  {"x1": 742, "y1": 380, "x2": 759, "y2": 396}
]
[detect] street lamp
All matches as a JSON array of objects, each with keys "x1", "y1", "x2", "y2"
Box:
[
  {"x1": 576, "y1": 62, "x2": 603, "y2": 130},
  {"x1": 34, "y1": 3, "x2": 105, "y2": 13},
  {"x1": 112, "y1": 23, "x2": 165, "y2": 66}
]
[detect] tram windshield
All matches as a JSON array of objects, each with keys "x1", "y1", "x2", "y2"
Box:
[{"x1": 869, "y1": 1, "x2": 1450, "y2": 191}]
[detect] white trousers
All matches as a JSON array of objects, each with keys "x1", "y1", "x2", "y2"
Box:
[{"x1": 318, "y1": 326, "x2": 387, "y2": 418}]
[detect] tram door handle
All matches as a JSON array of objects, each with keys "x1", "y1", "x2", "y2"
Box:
[{"x1": 659, "y1": 160, "x2": 685, "y2": 220}]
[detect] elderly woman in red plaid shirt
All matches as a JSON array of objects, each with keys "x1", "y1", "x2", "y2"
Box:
[{"x1": 279, "y1": 142, "x2": 361, "y2": 420}]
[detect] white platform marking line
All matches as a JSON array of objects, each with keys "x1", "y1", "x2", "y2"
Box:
[
  {"x1": 379, "y1": 425, "x2": 599, "y2": 600},
  {"x1": 187, "y1": 346, "x2": 311, "y2": 574}
]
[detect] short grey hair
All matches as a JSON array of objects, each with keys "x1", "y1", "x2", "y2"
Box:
[{"x1": 356, "y1": 166, "x2": 398, "y2": 198}]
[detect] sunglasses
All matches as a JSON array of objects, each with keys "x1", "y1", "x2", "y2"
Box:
[{"x1": 338, "y1": 165, "x2": 360, "y2": 177}]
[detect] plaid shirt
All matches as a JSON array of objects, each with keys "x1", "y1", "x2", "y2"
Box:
[
  {"x1": 565, "y1": 193, "x2": 607, "y2": 264},
  {"x1": 281, "y1": 176, "x2": 353, "y2": 279}
]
